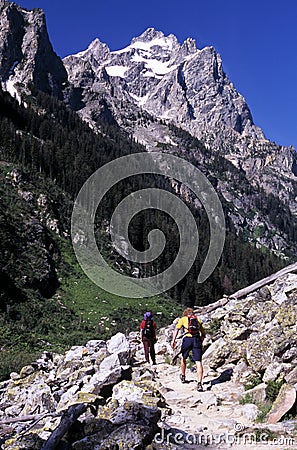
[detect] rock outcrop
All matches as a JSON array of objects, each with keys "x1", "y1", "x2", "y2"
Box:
[
  {"x1": 1, "y1": 264, "x2": 297, "y2": 449},
  {"x1": 0, "y1": 1, "x2": 67, "y2": 99},
  {"x1": 0, "y1": 165, "x2": 67, "y2": 299}
]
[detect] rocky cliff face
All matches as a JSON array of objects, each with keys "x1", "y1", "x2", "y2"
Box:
[
  {"x1": 1, "y1": 264, "x2": 297, "y2": 449},
  {"x1": 0, "y1": 163, "x2": 69, "y2": 300},
  {"x1": 63, "y1": 27, "x2": 296, "y2": 193},
  {"x1": 63, "y1": 27, "x2": 264, "y2": 144},
  {"x1": 0, "y1": 0, "x2": 67, "y2": 99},
  {"x1": 63, "y1": 27, "x2": 297, "y2": 253}
]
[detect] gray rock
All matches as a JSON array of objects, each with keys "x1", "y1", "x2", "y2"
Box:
[
  {"x1": 241, "y1": 403, "x2": 259, "y2": 421},
  {"x1": 99, "y1": 353, "x2": 121, "y2": 372},
  {"x1": 263, "y1": 362, "x2": 283, "y2": 382},
  {"x1": 243, "y1": 382, "x2": 267, "y2": 404},
  {"x1": 113, "y1": 380, "x2": 153, "y2": 405},
  {"x1": 267, "y1": 384, "x2": 296, "y2": 423},
  {"x1": 9, "y1": 372, "x2": 20, "y2": 380},
  {"x1": 282, "y1": 346, "x2": 297, "y2": 362},
  {"x1": 0, "y1": 2, "x2": 67, "y2": 98},
  {"x1": 246, "y1": 328, "x2": 286, "y2": 373},
  {"x1": 82, "y1": 367, "x2": 122, "y2": 395},
  {"x1": 107, "y1": 332, "x2": 130, "y2": 354},
  {"x1": 85, "y1": 340, "x2": 107, "y2": 354},
  {"x1": 285, "y1": 367, "x2": 297, "y2": 385}
]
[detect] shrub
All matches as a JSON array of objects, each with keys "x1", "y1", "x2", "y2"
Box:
[
  {"x1": 265, "y1": 379, "x2": 285, "y2": 402},
  {"x1": 244, "y1": 376, "x2": 262, "y2": 391},
  {"x1": 206, "y1": 318, "x2": 222, "y2": 335},
  {"x1": 239, "y1": 393, "x2": 254, "y2": 405},
  {"x1": 0, "y1": 349, "x2": 40, "y2": 382},
  {"x1": 255, "y1": 401, "x2": 273, "y2": 423}
]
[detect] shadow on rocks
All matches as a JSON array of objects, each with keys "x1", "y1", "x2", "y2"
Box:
[{"x1": 206, "y1": 368, "x2": 233, "y2": 390}]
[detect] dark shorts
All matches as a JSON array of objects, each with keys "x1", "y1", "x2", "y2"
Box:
[{"x1": 181, "y1": 336, "x2": 202, "y2": 361}]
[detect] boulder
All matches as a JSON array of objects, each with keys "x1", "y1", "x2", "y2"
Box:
[
  {"x1": 85, "y1": 340, "x2": 107, "y2": 354},
  {"x1": 282, "y1": 346, "x2": 297, "y2": 362},
  {"x1": 220, "y1": 320, "x2": 248, "y2": 340},
  {"x1": 2, "y1": 433, "x2": 44, "y2": 450},
  {"x1": 246, "y1": 327, "x2": 286, "y2": 373},
  {"x1": 5, "y1": 371, "x2": 56, "y2": 416},
  {"x1": 73, "y1": 423, "x2": 154, "y2": 450},
  {"x1": 267, "y1": 384, "x2": 296, "y2": 423},
  {"x1": 19, "y1": 365, "x2": 36, "y2": 378},
  {"x1": 202, "y1": 338, "x2": 230, "y2": 369},
  {"x1": 82, "y1": 367, "x2": 122, "y2": 395},
  {"x1": 263, "y1": 362, "x2": 283, "y2": 382},
  {"x1": 63, "y1": 345, "x2": 89, "y2": 362},
  {"x1": 102, "y1": 400, "x2": 160, "y2": 426},
  {"x1": 243, "y1": 382, "x2": 267, "y2": 404},
  {"x1": 232, "y1": 360, "x2": 254, "y2": 383},
  {"x1": 285, "y1": 367, "x2": 297, "y2": 385},
  {"x1": 112, "y1": 379, "x2": 163, "y2": 409},
  {"x1": 107, "y1": 333, "x2": 130, "y2": 354},
  {"x1": 203, "y1": 337, "x2": 245, "y2": 369},
  {"x1": 99, "y1": 353, "x2": 121, "y2": 372},
  {"x1": 241, "y1": 403, "x2": 259, "y2": 421}
]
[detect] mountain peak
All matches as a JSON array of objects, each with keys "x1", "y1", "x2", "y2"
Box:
[
  {"x1": 130, "y1": 27, "x2": 179, "y2": 50},
  {"x1": 132, "y1": 27, "x2": 165, "y2": 42},
  {"x1": 72, "y1": 37, "x2": 110, "y2": 62}
]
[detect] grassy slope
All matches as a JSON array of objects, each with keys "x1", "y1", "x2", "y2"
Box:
[{"x1": 60, "y1": 240, "x2": 183, "y2": 338}]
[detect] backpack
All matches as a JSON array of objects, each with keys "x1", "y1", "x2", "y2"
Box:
[
  {"x1": 187, "y1": 315, "x2": 201, "y2": 336},
  {"x1": 143, "y1": 318, "x2": 154, "y2": 339}
]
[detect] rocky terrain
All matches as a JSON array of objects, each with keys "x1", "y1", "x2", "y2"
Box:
[
  {"x1": 1, "y1": 263, "x2": 297, "y2": 449},
  {"x1": 0, "y1": 163, "x2": 69, "y2": 300}
]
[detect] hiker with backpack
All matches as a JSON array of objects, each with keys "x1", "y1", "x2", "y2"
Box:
[
  {"x1": 171, "y1": 307, "x2": 206, "y2": 391},
  {"x1": 140, "y1": 311, "x2": 157, "y2": 365}
]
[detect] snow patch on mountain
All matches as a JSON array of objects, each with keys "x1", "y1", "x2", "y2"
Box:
[
  {"x1": 105, "y1": 65, "x2": 129, "y2": 77},
  {"x1": 3, "y1": 78, "x2": 21, "y2": 103}
]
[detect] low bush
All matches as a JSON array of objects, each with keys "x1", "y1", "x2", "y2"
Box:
[{"x1": 0, "y1": 349, "x2": 40, "y2": 381}]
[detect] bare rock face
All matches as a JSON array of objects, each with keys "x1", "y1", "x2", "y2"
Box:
[
  {"x1": 199, "y1": 271, "x2": 297, "y2": 376},
  {"x1": 63, "y1": 27, "x2": 297, "y2": 256},
  {"x1": 63, "y1": 27, "x2": 265, "y2": 148},
  {"x1": 0, "y1": 1, "x2": 67, "y2": 98},
  {"x1": 267, "y1": 384, "x2": 296, "y2": 424},
  {"x1": 63, "y1": 27, "x2": 297, "y2": 183}
]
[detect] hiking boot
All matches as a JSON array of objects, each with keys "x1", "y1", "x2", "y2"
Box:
[
  {"x1": 179, "y1": 374, "x2": 186, "y2": 383},
  {"x1": 197, "y1": 382, "x2": 203, "y2": 392}
]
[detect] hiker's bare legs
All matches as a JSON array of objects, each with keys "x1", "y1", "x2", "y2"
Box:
[
  {"x1": 181, "y1": 358, "x2": 187, "y2": 376},
  {"x1": 196, "y1": 361, "x2": 203, "y2": 383}
]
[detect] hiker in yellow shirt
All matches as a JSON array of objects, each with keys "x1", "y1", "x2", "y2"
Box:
[{"x1": 171, "y1": 307, "x2": 206, "y2": 391}]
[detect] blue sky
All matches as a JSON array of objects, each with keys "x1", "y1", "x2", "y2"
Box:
[{"x1": 17, "y1": 0, "x2": 297, "y2": 150}]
